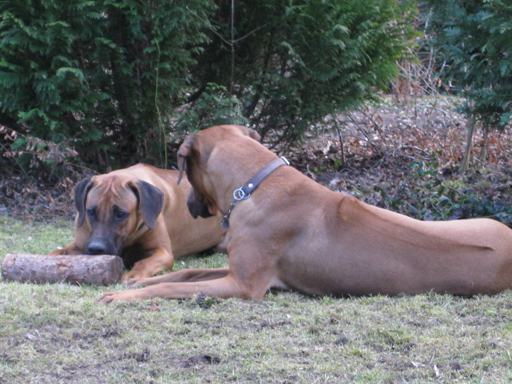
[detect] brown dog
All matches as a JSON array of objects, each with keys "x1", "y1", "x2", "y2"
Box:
[
  {"x1": 99, "y1": 125, "x2": 512, "y2": 302},
  {"x1": 50, "y1": 164, "x2": 226, "y2": 282}
]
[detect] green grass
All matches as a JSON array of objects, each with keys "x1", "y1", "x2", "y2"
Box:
[{"x1": 1, "y1": 216, "x2": 512, "y2": 383}]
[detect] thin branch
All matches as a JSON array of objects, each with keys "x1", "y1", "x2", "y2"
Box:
[
  {"x1": 230, "y1": 0, "x2": 235, "y2": 98},
  {"x1": 186, "y1": 3, "x2": 269, "y2": 106},
  {"x1": 186, "y1": 6, "x2": 267, "y2": 47},
  {"x1": 232, "y1": 23, "x2": 269, "y2": 44},
  {"x1": 346, "y1": 114, "x2": 381, "y2": 151},
  {"x1": 0, "y1": 141, "x2": 30, "y2": 179},
  {"x1": 186, "y1": 6, "x2": 231, "y2": 45}
]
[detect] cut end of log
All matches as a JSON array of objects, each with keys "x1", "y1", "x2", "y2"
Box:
[{"x1": 1, "y1": 254, "x2": 124, "y2": 286}]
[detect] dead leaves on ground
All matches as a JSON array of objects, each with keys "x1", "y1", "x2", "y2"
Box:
[
  {"x1": 1, "y1": 97, "x2": 511, "y2": 224},
  {"x1": 285, "y1": 97, "x2": 512, "y2": 225}
]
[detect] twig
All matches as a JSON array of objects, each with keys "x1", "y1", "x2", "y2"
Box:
[
  {"x1": 346, "y1": 114, "x2": 381, "y2": 152},
  {"x1": 359, "y1": 109, "x2": 386, "y2": 141},
  {"x1": 0, "y1": 135, "x2": 31, "y2": 179},
  {"x1": 232, "y1": 23, "x2": 269, "y2": 44},
  {"x1": 229, "y1": 0, "x2": 235, "y2": 98},
  {"x1": 186, "y1": 4, "x2": 268, "y2": 102},
  {"x1": 154, "y1": 37, "x2": 167, "y2": 169},
  {"x1": 333, "y1": 117, "x2": 346, "y2": 165},
  {"x1": 428, "y1": 349, "x2": 436, "y2": 366},
  {"x1": 398, "y1": 145, "x2": 431, "y2": 156}
]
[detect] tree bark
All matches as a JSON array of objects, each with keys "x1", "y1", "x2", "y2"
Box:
[
  {"x1": 460, "y1": 116, "x2": 476, "y2": 174},
  {"x1": 2, "y1": 254, "x2": 124, "y2": 286},
  {"x1": 480, "y1": 128, "x2": 489, "y2": 161}
]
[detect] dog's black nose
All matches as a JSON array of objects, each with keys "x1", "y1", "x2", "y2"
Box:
[{"x1": 86, "y1": 241, "x2": 107, "y2": 255}]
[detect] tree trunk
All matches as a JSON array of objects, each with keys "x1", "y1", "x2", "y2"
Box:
[
  {"x1": 2, "y1": 254, "x2": 124, "y2": 285},
  {"x1": 460, "y1": 116, "x2": 476, "y2": 174},
  {"x1": 480, "y1": 128, "x2": 489, "y2": 162}
]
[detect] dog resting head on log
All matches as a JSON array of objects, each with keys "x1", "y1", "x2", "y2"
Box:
[
  {"x1": 49, "y1": 164, "x2": 226, "y2": 283},
  {"x1": 98, "y1": 125, "x2": 512, "y2": 303}
]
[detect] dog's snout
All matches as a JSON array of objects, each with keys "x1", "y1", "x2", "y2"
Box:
[
  {"x1": 86, "y1": 240, "x2": 115, "y2": 255},
  {"x1": 187, "y1": 190, "x2": 213, "y2": 219},
  {"x1": 86, "y1": 241, "x2": 106, "y2": 255}
]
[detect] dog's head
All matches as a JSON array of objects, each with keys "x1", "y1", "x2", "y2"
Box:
[
  {"x1": 177, "y1": 125, "x2": 261, "y2": 219},
  {"x1": 74, "y1": 173, "x2": 164, "y2": 256}
]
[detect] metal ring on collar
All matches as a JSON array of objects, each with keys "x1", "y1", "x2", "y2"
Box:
[{"x1": 233, "y1": 187, "x2": 250, "y2": 201}]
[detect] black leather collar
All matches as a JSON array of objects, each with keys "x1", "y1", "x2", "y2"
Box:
[{"x1": 221, "y1": 156, "x2": 289, "y2": 229}]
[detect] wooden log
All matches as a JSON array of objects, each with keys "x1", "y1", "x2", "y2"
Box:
[{"x1": 1, "y1": 254, "x2": 124, "y2": 285}]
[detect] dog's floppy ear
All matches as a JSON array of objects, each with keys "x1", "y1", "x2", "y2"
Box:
[
  {"x1": 130, "y1": 180, "x2": 164, "y2": 230},
  {"x1": 177, "y1": 134, "x2": 196, "y2": 185},
  {"x1": 74, "y1": 177, "x2": 93, "y2": 228},
  {"x1": 235, "y1": 125, "x2": 261, "y2": 142},
  {"x1": 246, "y1": 128, "x2": 261, "y2": 142}
]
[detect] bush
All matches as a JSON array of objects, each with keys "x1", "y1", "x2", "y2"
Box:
[
  {"x1": 0, "y1": 0, "x2": 415, "y2": 171},
  {"x1": 425, "y1": 0, "x2": 512, "y2": 131},
  {"x1": 0, "y1": 0, "x2": 212, "y2": 169},
  {"x1": 187, "y1": 0, "x2": 416, "y2": 145}
]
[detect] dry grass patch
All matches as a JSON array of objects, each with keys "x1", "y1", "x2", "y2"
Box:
[{"x1": 1, "y1": 217, "x2": 512, "y2": 383}]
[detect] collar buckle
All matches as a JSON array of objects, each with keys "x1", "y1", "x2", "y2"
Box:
[{"x1": 233, "y1": 187, "x2": 251, "y2": 201}]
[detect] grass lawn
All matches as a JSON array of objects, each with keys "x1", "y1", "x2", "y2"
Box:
[{"x1": 1, "y1": 215, "x2": 511, "y2": 383}]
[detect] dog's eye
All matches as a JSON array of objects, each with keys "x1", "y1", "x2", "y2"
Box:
[{"x1": 115, "y1": 211, "x2": 127, "y2": 220}]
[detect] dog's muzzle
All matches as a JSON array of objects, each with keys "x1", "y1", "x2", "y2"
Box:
[
  {"x1": 187, "y1": 189, "x2": 213, "y2": 219},
  {"x1": 86, "y1": 238, "x2": 117, "y2": 256}
]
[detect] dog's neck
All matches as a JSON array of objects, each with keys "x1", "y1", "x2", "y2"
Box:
[
  {"x1": 219, "y1": 157, "x2": 289, "y2": 229},
  {"x1": 208, "y1": 145, "x2": 278, "y2": 216}
]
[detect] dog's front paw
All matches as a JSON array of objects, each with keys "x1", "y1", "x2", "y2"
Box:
[
  {"x1": 98, "y1": 291, "x2": 125, "y2": 304},
  {"x1": 126, "y1": 277, "x2": 148, "y2": 287},
  {"x1": 98, "y1": 289, "x2": 145, "y2": 304},
  {"x1": 120, "y1": 271, "x2": 145, "y2": 284}
]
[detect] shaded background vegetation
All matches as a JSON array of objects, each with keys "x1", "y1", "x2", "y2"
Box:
[
  {"x1": 0, "y1": 0, "x2": 415, "y2": 171},
  {"x1": 0, "y1": 0, "x2": 511, "y2": 224}
]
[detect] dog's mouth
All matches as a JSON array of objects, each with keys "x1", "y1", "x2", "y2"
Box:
[{"x1": 186, "y1": 189, "x2": 213, "y2": 219}]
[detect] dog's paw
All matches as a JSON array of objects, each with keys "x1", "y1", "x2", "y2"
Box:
[
  {"x1": 98, "y1": 290, "x2": 142, "y2": 304},
  {"x1": 126, "y1": 277, "x2": 146, "y2": 287},
  {"x1": 98, "y1": 291, "x2": 122, "y2": 304},
  {"x1": 120, "y1": 271, "x2": 144, "y2": 284}
]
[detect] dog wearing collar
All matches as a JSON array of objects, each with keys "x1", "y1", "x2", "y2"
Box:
[
  {"x1": 99, "y1": 125, "x2": 512, "y2": 302},
  {"x1": 49, "y1": 164, "x2": 226, "y2": 283}
]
